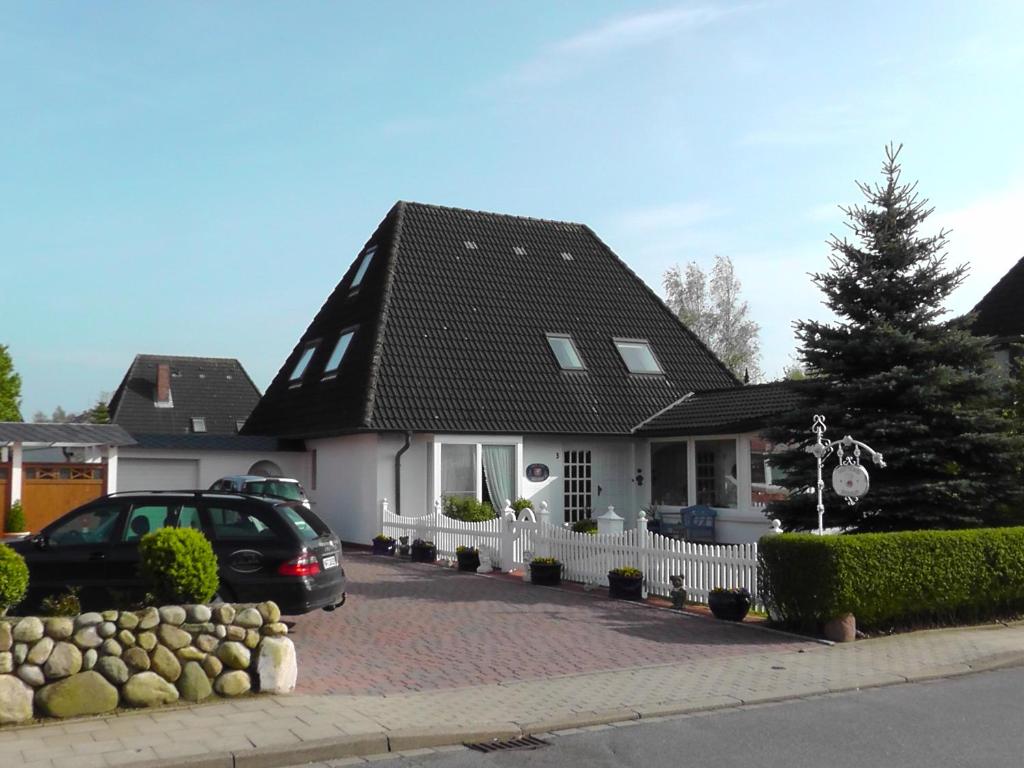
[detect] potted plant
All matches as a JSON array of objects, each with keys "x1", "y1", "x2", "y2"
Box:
[
  {"x1": 371, "y1": 534, "x2": 396, "y2": 556},
  {"x1": 529, "y1": 557, "x2": 562, "y2": 586},
  {"x1": 607, "y1": 566, "x2": 644, "y2": 600},
  {"x1": 410, "y1": 538, "x2": 437, "y2": 563},
  {"x1": 456, "y1": 545, "x2": 480, "y2": 572},
  {"x1": 3, "y1": 500, "x2": 28, "y2": 540},
  {"x1": 708, "y1": 587, "x2": 751, "y2": 621}
]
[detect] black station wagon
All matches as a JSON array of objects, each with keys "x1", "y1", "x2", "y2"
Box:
[{"x1": 9, "y1": 490, "x2": 346, "y2": 615}]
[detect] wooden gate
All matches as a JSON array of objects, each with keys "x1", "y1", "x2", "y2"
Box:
[{"x1": 22, "y1": 464, "x2": 105, "y2": 532}]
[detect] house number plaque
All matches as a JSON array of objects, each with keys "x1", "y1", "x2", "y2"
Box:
[{"x1": 526, "y1": 463, "x2": 549, "y2": 482}]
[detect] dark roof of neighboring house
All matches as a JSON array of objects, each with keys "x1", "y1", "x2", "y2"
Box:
[
  {"x1": 130, "y1": 434, "x2": 304, "y2": 452},
  {"x1": 971, "y1": 256, "x2": 1024, "y2": 339},
  {"x1": 244, "y1": 202, "x2": 741, "y2": 439},
  {"x1": 0, "y1": 422, "x2": 136, "y2": 446},
  {"x1": 109, "y1": 355, "x2": 262, "y2": 436},
  {"x1": 634, "y1": 381, "x2": 807, "y2": 436}
]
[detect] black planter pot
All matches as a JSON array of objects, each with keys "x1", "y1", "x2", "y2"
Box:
[
  {"x1": 708, "y1": 591, "x2": 751, "y2": 621},
  {"x1": 456, "y1": 550, "x2": 480, "y2": 572},
  {"x1": 607, "y1": 572, "x2": 644, "y2": 601},
  {"x1": 530, "y1": 562, "x2": 562, "y2": 586},
  {"x1": 371, "y1": 539, "x2": 396, "y2": 556},
  {"x1": 410, "y1": 543, "x2": 437, "y2": 563}
]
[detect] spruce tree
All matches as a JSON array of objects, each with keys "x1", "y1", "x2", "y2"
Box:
[
  {"x1": 765, "y1": 146, "x2": 1023, "y2": 532},
  {"x1": 0, "y1": 344, "x2": 23, "y2": 422}
]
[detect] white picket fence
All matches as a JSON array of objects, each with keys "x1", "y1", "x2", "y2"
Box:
[{"x1": 380, "y1": 499, "x2": 763, "y2": 607}]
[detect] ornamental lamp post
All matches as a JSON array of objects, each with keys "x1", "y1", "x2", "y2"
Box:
[{"x1": 807, "y1": 414, "x2": 886, "y2": 535}]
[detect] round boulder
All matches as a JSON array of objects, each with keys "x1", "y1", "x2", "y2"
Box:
[
  {"x1": 150, "y1": 645, "x2": 182, "y2": 682},
  {"x1": 82, "y1": 648, "x2": 98, "y2": 671},
  {"x1": 0, "y1": 652, "x2": 12, "y2": 674},
  {"x1": 256, "y1": 601, "x2": 281, "y2": 624},
  {"x1": 136, "y1": 607, "x2": 160, "y2": 631},
  {"x1": 176, "y1": 646, "x2": 204, "y2": 663},
  {"x1": 158, "y1": 606, "x2": 187, "y2": 626},
  {"x1": 0, "y1": 622, "x2": 12, "y2": 651},
  {"x1": 137, "y1": 632, "x2": 158, "y2": 651},
  {"x1": 257, "y1": 637, "x2": 297, "y2": 694},
  {"x1": 157, "y1": 624, "x2": 192, "y2": 651},
  {"x1": 12, "y1": 643, "x2": 27, "y2": 665},
  {"x1": 177, "y1": 660, "x2": 213, "y2": 702},
  {"x1": 186, "y1": 604, "x2": 212, "y2": 623},
  {"x1": 35, "y1": 671, "x2": 118, "y2": 718},
  {"x1": 27, "y1": 637, "x2": 54, "y2": 666},
  {"x1": 262, "y1": 623, "x2": 289, "y2": 637},
  {"x1": 202, "y1": 654, "x2": 223, "y2": 678},
  {"x1": 243, "y1": 630, "x2": 260, "y2": 650},
  {"x1": 44, "y1": 617, "x2": 74, "y2": 641},
  {"x1": 122, "y1": 672, "x2": 180, "y2": 708},
  {"x1": 101, "y1": 610, "x2": 119, "y2": 622},
  {"x1": 97, "y1": 621, "x2": 117, "y2": 639},
  {"x1": 214, "y1": 670, "x2": 251, "y2": 697},
  {"x1": 13, "y1": 617, "x2": 44, "y2": 643},
  {"x1": 43, "y1": 642, "x2": 83, "y2": 679},
  {"x1": 118, "y1": 629, "x2": 136, "y2": 648},
  {"x1": 0, "y1": 676, "x2": 35, "y2": 724},
  {"x1": 96, "y1": 656, "x2": 130, "y2": 686},
  {"x1": 196, "y1": 634, "x2": 218, "y2": 653},
  {"x1": 100, "y1": 639, "x2": 123, "y2": 657},
  {"x1": 233, "y1": 607, "x2": 263, "y2": 629},
  {"x1": 225, "y1": 626, "x2": 245, "y2": 642},
  {"x1": 118, "y1": 611, "x2": 140, "y2": 630},
  {"x1": 16, "y1": 664, "x2": 45, "y2": 687},
  {"x1": 74, "y1": 612, "x2": 103, "y2": 629},
  {"x1": 216, "y1": 641, "x2": 250, "y2": 670},
  {"x1": 123, "y1": 647, "x2": 151, "y2": 672},
  {"x1": 213, "y1": 605, "x2": 235, "y2": 625},
  {"x1": 214, "y1": 625, "x2": 227, "y2": 640},
  {"x1": 73, "y1": 626, "x2": 103, "y2": 650}
]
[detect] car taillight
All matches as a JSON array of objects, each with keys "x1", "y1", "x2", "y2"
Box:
[{"x1": 278, "y1": 552, "x2": 320, "y2": 577}]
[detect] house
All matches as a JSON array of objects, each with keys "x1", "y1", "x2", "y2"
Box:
[
  {"x1": 108, "y1": 355, "x2": 309, "y2": 492},
  {"x1": 971, "y1": 255, "x2": 1024, "y2": 371},
  {"x1": 244, "y1": 202, "x2": 797, "y2": 545}
]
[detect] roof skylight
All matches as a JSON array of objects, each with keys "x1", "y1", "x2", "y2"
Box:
[
  {"x1": 289, "y1": 343, "x2": 318, "y2": 383},
  {"x1": 513, "y1": 246, "x2": 527, "y2": 256},
  {"x1": 190, "y1": 417, "x2": 207, "y2": 433},
  {"x1": 350, "y1": 246, "x2": 377, "y2": 290},
  {"x1": 464, "y1": 240, "x2": 478, "y2": 250},
  {"x1": 323, "y1": 329, "x2": 356, "y2": 377},
  {"x1": 561, "y1": 252, "x2": 574, "y2": 261},
  {"x1": 614, "y1": 340, "x2": 663, "y2": 374},
  {"x1": 546, "y1": 334, "x2": 585, "y2": 370}
]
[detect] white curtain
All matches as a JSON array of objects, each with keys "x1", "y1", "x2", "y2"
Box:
[{"x1": 482, "y1": 445, "x2": 515, "y2": 510}]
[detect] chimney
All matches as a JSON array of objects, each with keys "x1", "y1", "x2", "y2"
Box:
[{"x1": 156, "y1": 364, "x2": 171, "y2": 405}]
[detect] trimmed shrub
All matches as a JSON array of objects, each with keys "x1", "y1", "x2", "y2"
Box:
[
  {"x1": 443, "y1": 496, "x2": 496, "y2": 522},
  {"x1": 138, "y1": 528, "x2": 219, "y2": 604},
  {"x1": 40, "y1": 587, "x2": 81, "y2": 617},
  {"x1": 511, "y1": 498, "x2": 533, "y2": 514},
  {"x1": 571, "y1": 518, "x2": 597, "y2": 534},
  {"x1": 5, "y1": 500, "x2": 26, "y2": 533},
  {"x1": 0, "y1": 543, "x2": 29, "y2": 614},
  {"x1": 759, "y1": 528, "x2": 1024, "y2": 631}
]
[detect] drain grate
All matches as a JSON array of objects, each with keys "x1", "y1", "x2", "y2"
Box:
[{"x1": 465, "y1": 736, "x2": 551, "y2": 753}]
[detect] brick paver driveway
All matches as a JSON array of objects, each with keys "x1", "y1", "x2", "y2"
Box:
[{"x1": 287, "y1": 552, "x2": 812, "y2": 696}]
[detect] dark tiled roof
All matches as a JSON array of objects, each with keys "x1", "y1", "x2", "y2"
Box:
[
  {"x1": 0, "y1": 422, "x2": 136, "y2": 446},
  {"x1": 109, "y1": 355, "x2": 261, "y2": 436},
  {"x1": 244, "y1": 202, "x2": 739, "y2": 439},
  {"x1": 971, "y1": 256, "x2": 1024, "y2": 338},
  {"x1": 131, "y1": 434, "x2": 303, "y2": 452},
  {"x1": 635, "y1": 381, "x2": 807, "y2": 436}
]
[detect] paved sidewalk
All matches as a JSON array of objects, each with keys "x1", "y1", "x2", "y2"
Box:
[{"x1": 3, "y1": 620, "x2": 1022, "y2": 767}]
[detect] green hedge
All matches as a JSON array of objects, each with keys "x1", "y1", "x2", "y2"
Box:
[
  {"x1": 443, "y1": 496, "x2": 496, "y2": 522},
  {"x1": 139, "y1": 528, "x2": 219, "y2": 604},
  {"x1": 758, "y1": 528, "x2": 1024, "y2": 631},
  {"x1": 0, "y1": 543, "x2": 29, "y2": 614}
]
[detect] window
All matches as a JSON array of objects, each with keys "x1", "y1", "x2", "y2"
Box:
[
  {"x1": 243, "y1": 479, "x2": 305, "y2": 502},
  {"x1": 350, "y1": 246, "x2": 377, "y2": 290},
  {"x1": 279, "y1": 506, "x2": 327, "y2": 542},
  {"x1": 441, "y1": 444, "x2": 476, "y2": 499},
  {"x1": 49, "y1": 504, "x2": 122, "y2": 546},
  {"x1": 206, "y1": 504, "x2": 277, "y2": 540},
  {"x1": 289, "y1": 343, "x2": 318, "y2": 383},
  {"x1": 123, "y1": 504, "x2": 172, "y2": 541},
  {"x1": 614, "y1": 340, "x2": 663, "y2": 374},
  {"x1": 750, "y1": 437, "x2": 789, "y2": 508},
  {"x1": 651, "y1": 441, "x2": 688, "y2": 506},
  {"x1": 190, "y1": 417, "x2": 206, "y2": 433},
  {"x1": 177, "y1": 505, "x2": 202, "y2": 531},
  {"x1": 546, "y1": 334, "x2": 585, "y2": 370},
  {"x1": 235, "y1": 420, "x2": 246, "y2": 433},
  {"x1": 695, "y1": 439, "x2": 737, "y2": 508},
  {"x1": 323, "y1": 329, "x2": 356, "y2": 377},
  {"x1": 563, "y1": 449, "x2": 592, "y2": 523}
]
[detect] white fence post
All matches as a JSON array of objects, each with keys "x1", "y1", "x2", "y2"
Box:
[
  {"x1": 500, "y1": 500, "x2": 515, "y2": 572},
  {"x1": 379, "y1": 498, "x2": 388, "y2": 535}
]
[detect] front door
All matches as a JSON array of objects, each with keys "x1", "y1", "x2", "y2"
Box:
[{"x1": 562, "y1": 449, "x2": 592, "y2": 523}]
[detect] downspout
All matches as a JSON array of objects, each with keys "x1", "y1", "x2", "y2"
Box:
[{"x1": 394, "y1": 432, "x2": 413, "y2": 515}]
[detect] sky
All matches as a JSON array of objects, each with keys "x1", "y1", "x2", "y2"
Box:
[{"x1": 3, "y1": 1, "x2": 1024, "y2": 418}]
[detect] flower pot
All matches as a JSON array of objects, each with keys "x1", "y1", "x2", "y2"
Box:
[
  {"x1": 456, "y1": 550, "x2": 480, "y2": 572},
  {"x1": 410, "y1": 543, "x2": 437, "y2": 563},
  {"x1": 371, "y1": 539, "x2": 396, "y2": 556},
  {"x1": 607, "y1": 572, "x2": 644, "y2": 601},
  {"x1": 530, "y1": 562, "x2": 562, "y2": 586},
  {"x1": 708, "y1": 591, "x2": 751, "y2": 621},
  {"x1": 823, "y1": 612, "x2": 856, "y2": 642}
]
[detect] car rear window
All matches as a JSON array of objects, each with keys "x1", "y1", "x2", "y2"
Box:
[
  {"x1": 244, "y1": 480, "x2": 304, "y2": 502},
  {"x1": 206, "y1": 504, "x2": 278, "y2": 540},
  {"x1": 278, "y1": 505, "x2": 329, "y2": 541}
]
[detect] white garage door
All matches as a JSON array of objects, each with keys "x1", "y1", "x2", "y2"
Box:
[{"x1": 118, "y1": 459, "x2": 200, "y2": 492}]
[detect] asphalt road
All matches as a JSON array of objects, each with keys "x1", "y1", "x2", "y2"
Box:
[{"x1": 355, "y1": 666, "x2": 1024, "y2": 768}]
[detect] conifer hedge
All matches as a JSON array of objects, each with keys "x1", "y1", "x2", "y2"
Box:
[{"x1": 758, "y1": 528, "x2": 1024, "y2": 631}]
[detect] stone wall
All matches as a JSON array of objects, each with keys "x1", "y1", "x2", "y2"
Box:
[{"x1": 0, "y1": 601, "x2": 297, "y2": 725}]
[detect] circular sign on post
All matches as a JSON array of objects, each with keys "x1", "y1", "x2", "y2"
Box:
[{"x1": 832, "y1": 464, "x2": 870, "y2": 499}]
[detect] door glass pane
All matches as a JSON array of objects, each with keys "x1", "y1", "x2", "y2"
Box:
[
  {"x1": 207, "y1": 505, "x2": 275, "y2": 540},
  {"x1": 651, "y1": 441, "x2": 688, "y2": 506},
  {"x1": 441, "y1": 444, "x2": 476, "y2": 499},
  {"x1": 124, "y1": 505, "x2": 172, "y2": 541},
  {"x1": 695, "y1": 439, "x2": 738, "y2": 508},
  {"x1": 177, "y1": 505, "x2": 203, "y2": 531},
  {"x1": 49, "y1": 504, "x2": 122, "y2": 546},
  {"x1": 481, "y1": 445, "x2": 515, "y2": 508}
]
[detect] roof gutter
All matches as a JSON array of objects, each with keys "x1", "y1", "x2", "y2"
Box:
[
  {"x1": 630, "y1": 392, "x2": 695, "y2": 435},
  {"x1": 394, "y1": 431, "x2": 413, "y2": 515}
]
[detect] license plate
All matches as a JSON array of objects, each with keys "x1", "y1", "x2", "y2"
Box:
[{"x1": 322, "y1": 554, "x2": 338, "y2": 569}]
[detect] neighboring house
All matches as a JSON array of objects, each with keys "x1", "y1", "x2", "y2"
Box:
[
  {"x1": 971, "y1": 255, "x2": 1024, "y2": 371},
  {"x1": 244, "y1": 202, "x2": 796, "y2": 545},
  {"x1": 108, "y1": 355, "x2": 309, "y2": 492}
]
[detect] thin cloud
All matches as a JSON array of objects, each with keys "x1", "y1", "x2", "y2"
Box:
[
  {"x1": 510, "y1": 4, "x2": 750, "y2": 84},
  {"x1": 611, "y1": 201, "x2": 723, "y2": 233}
]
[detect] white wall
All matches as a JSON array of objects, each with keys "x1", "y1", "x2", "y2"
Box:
[
  {"x1": 116, "y1": 448, "x2": 311, "y2": 492},
  {"x1": 308, "y1": 434, "x2": 379, "y2": 545},
  {"x1": 376, "y1": 433, "x2": 431, "y2": 518}
]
